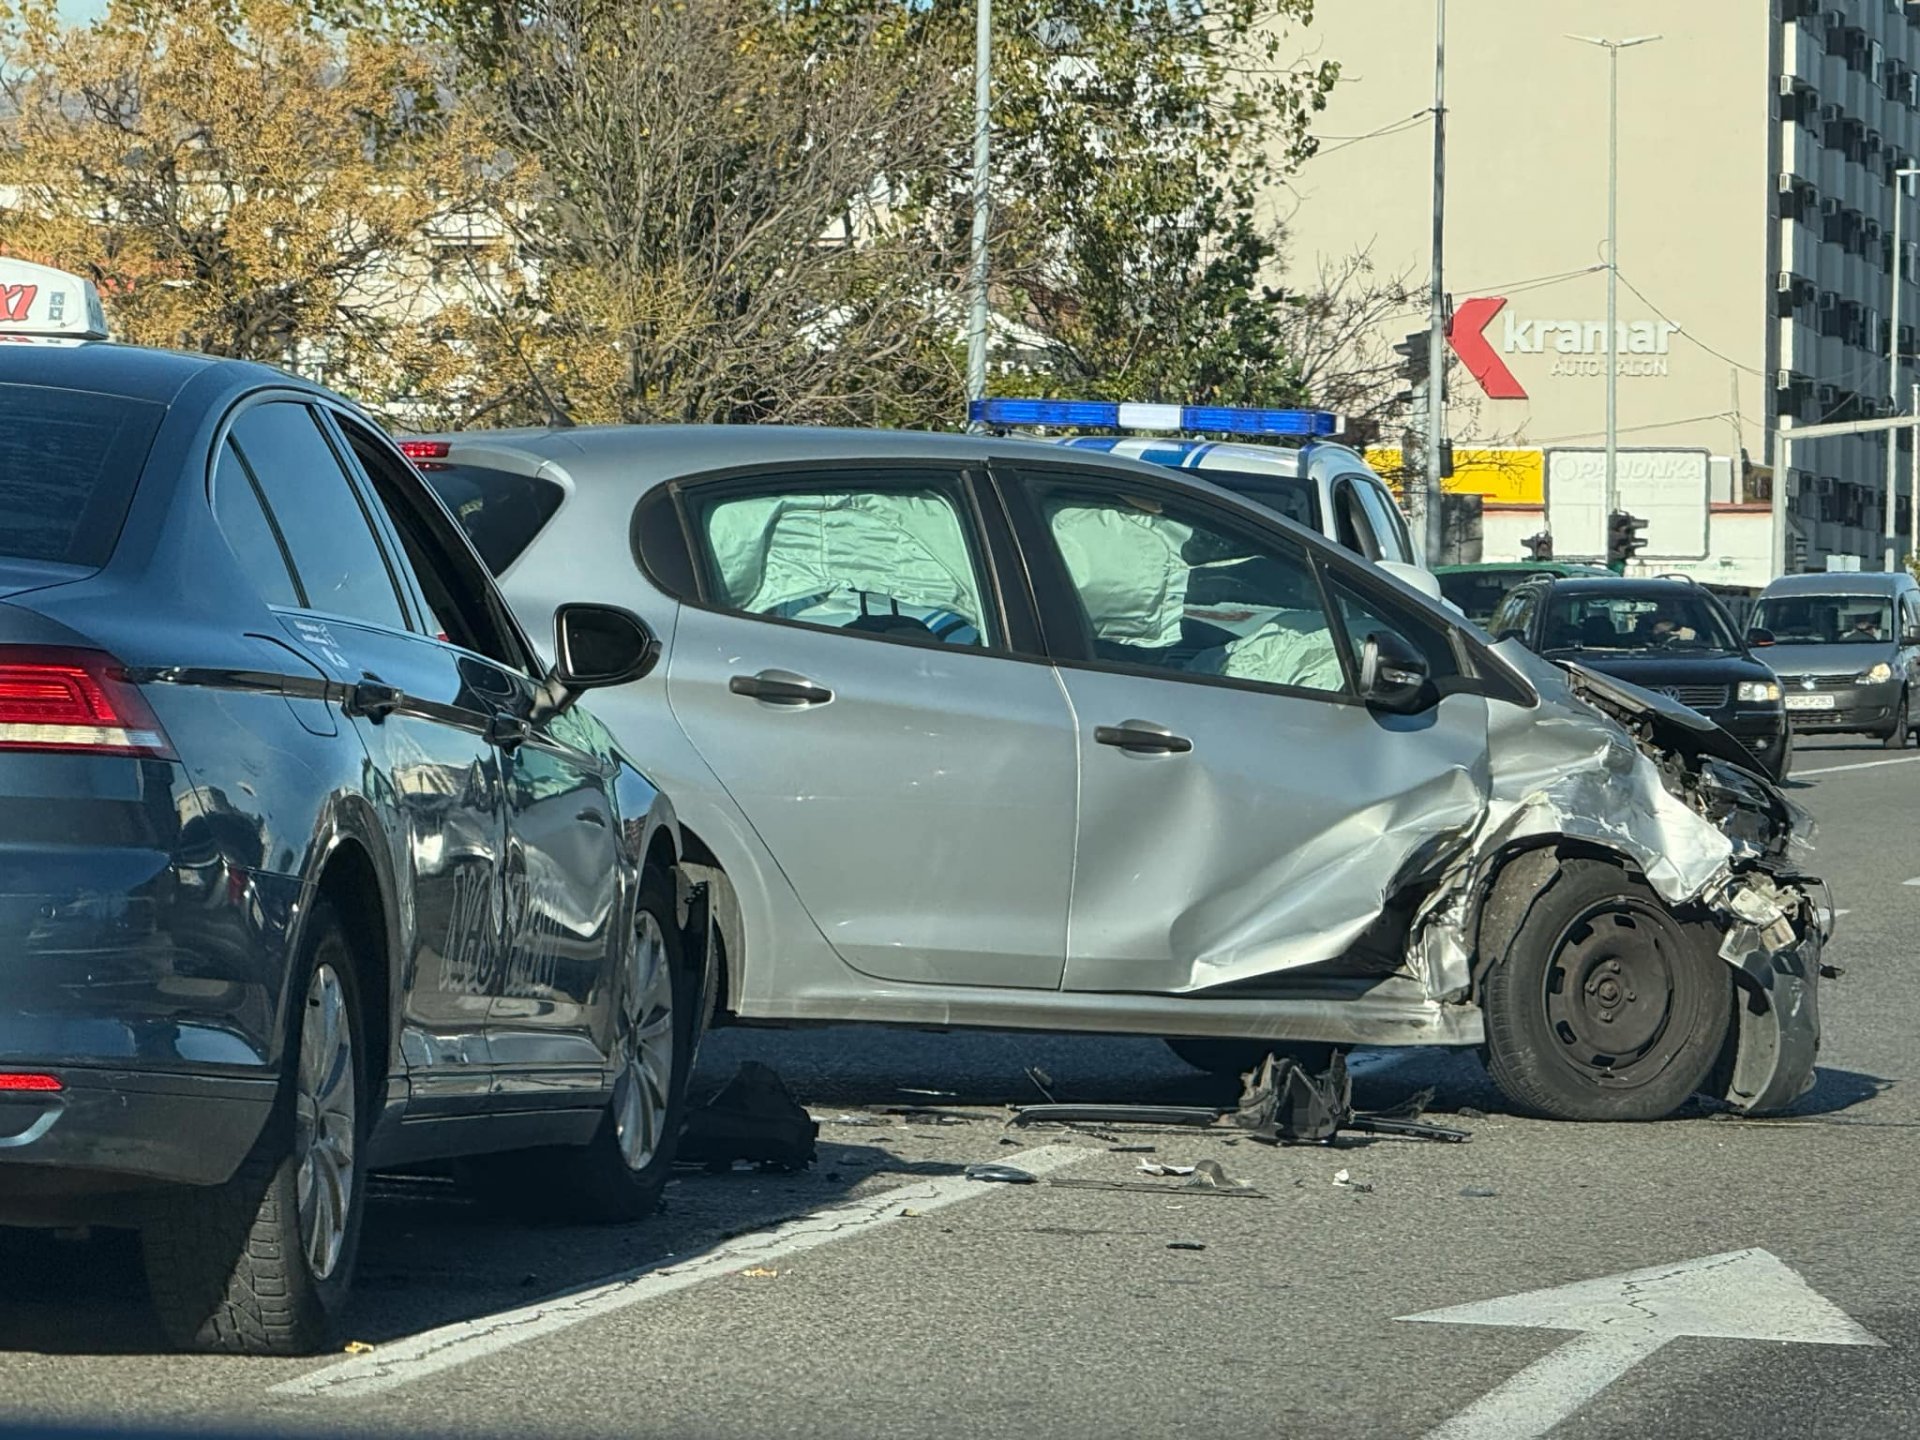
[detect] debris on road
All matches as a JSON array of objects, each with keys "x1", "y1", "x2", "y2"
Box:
[
  {"x1": 738, "y1": 1266, "x2": 780, "y2": 1279},
  {"x1": 679, "y1": 1061, "x2": 819, "y2": 1172},
  {"x1": 1110, "y1": 1143, "x2": 1157, "y2": 1154},
  {"x1": 964, "y1": 1162, "x2": 1039, "y2": 1185},
  {"x1": 1332, "y1": 1168, "x2": 1375, "y2": 1194},
  {"x1": 1026, "y1": 1066, "x2": 1058, "y2": 1102},
  {"x1": 342, "y1": 1341, "x2": 375, "y2": 1355},
  {"x1": 1136, "y1": 1161, "x2": 1196, "y2": 1177},
  {"x1": 1182, "y1": 1159, "x2": 1250, "y2": 1191},
  {"x1": 1459, "y1": 1186, "x2": 1499, "y2": 1198},
  {"x1": 1050, "y1": 1175, "x2": 1266, "y2": 1200},
  {"x1": 1167, "y1": 1240, "x2": 1207, "y2": 1251},
  {"x1": 882, "y1": 1105, "x2": 975, "y2": 1125},
  {"x1": 811, "y1": 1112, "x2": 883, "y2": 1127},
  {"x1": 1010, "y1": 1103, "x2": 1221, "y2": 1129}
]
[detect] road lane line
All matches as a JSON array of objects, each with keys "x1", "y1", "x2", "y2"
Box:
[
  {"x1": 270, "y1": 1142, "x2": 1091, "y2": 1402},
  {"x1": 1794, "y1": 754, "x2": 1920, "y2": 777}
]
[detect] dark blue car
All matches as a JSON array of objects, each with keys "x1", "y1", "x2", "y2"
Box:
[{"x1": 0, "y1": 272, "x2": 705, "y2": 1355}]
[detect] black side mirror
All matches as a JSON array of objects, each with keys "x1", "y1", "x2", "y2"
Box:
[
  {"x1": 1359, "y1": 630, "x2": 1434, "y2": 715},
  {"x1": 552, "y1": 603, "x2": 661, "y2": 693},
  {"x1": 1747, "y1": 627, "x2": 1776, "y2": 648}
]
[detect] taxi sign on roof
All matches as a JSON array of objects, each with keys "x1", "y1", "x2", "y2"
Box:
[{"x1": 0, "y1": 259, "x2": 109, "y2": 344}]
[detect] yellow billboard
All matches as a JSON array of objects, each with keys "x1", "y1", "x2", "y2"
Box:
[{"x1": 1364, "y1": 447, "x2": 1545, "y2": 505}]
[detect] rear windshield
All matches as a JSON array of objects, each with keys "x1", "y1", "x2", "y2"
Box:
[
  {"x1": 419, "y1": 460, "x2": 565, "y2": 576},
  {"x1": 1192, "y1": 469, "x2": 1321, "y2": 533},
  {"x1": 0, "y1": 383, "x2": 163, "y2": 567}
]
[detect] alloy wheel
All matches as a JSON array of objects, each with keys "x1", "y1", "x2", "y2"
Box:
[
  {"x1": 293, "y1": 963, "x2": 356, "y2": 1282},
  {"x1": 612, "y1": 910, "x2": 676, "y2": 1171}
]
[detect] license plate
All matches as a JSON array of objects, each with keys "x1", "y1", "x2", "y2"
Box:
[{"x1": 1786, "y1": 693, "x2": 1836, "y2": 711}]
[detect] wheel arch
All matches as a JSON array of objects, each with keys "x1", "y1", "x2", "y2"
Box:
[{"x1": 1467, "y1": 837, "x2": 1650, "y2": 999}]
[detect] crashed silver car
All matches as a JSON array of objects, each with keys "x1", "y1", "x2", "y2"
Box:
[{"x1": 409, "y1": 426, "x2": 1828, "y2": 1121}]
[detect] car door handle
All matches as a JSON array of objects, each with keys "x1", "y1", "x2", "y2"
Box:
[
  {"x1": 487, "y1": 712, "x2": 532, "y2": 751},
  {"x1": 729, "y1": 671, "x2": 834, "y2": 706},
  {"x1": 345, "y1": 680, "x2": 404, "y2": 721},
  {"x1": 1095, "y1": 721, "x2": 1193, "y2": 754}
]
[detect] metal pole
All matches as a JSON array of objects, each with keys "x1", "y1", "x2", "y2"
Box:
[
  {"x1": 1911, "y1": 380, "x2": 1918, "y2": 567},
  {"x1": 1424, "y1": 0, "x2": 1446, "y2": 564},
  {"x1": 1776, "y1": 420, "x2": 1793, "y2": 576},
  {"x1": 1889, "y1": 178, "x2": 1905, "y2": 565},
  {"x1": 964, "y1": 0, "x2": 991, "y2": 429},
  {"x1": 1604, "y1": 42, "x2": 1619, "y2": 520}
]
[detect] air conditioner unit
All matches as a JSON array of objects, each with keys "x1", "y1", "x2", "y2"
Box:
[
  {"x1": 1780, "y1": 73, "x2": 1798, "y2": 96},
  {"x1": 1778, "y1": 269, "x2": 1796, "y2": 291},
  {"x1": 1817, "y1": 384, "x2": 1841, "y2": 405},
  {"x1": 1777, "y1": 368, "x2": 1796, "y2": 390},
  {"x1": 1779, "y1": 169, "x2": 1797, "y2": 192},
  {"x1": 1799, "y1": 278, "x2": 1820, "y2": 304},
  {"x1": 1819, "y1": 290, "x2": 1841, "y2": 309},
  {"x1": 1822, "y1": 197, "x2": 1842, "y2": 216}
]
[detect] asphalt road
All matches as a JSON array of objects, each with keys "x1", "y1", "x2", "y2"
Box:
[{"x1": 3, "y1": 733, "x2": 1918, "y2": 1439}]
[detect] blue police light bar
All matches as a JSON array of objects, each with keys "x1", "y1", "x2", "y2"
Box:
[{"x1": 969, "y1": 397, "x2": 1343, "y2": 438}]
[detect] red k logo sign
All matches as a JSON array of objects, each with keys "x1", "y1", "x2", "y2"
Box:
[
  {"x1": 1448, "y1": 296, "x2": 1527, "y2": 401},
  {"x1": 0, "y1": 285, "x2": 38, "y2": 324}
]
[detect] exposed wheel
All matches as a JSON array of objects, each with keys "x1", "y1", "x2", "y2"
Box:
[
  {"x1": 144, "y1": 903, "x2": 367, "y2": 1354},
  {"x1": 1163, "y1": 1037, "x2": 1336, "y2": 1077},
  {"x1": 1481, "y1": 858, "x2": 1730, "y2": 1121},
  {"x1": 1883, "y1": 689, "x2": 1911, "y2": 749},
  {"x1": 463, "y1": 868, "x2": 693, "y2": 1222}
]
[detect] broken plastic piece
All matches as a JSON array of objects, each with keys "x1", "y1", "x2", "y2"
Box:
[
  {"x1": 1182, "y1": 1159, "x2": 1249, "y2": 1191},
  {"x1": 964, "y1": 1162, "x2": 1038, "y2": 1185},
  {"x1": 678, "y1": 1061, "x2": 818, "y2": 1171},
  {"x1": 1331, "y1": 1168, "x2": 1375, "y2": 1193},
  {"x1": 1459, "y1": 1186, "x2": 1498, "y2": 1198},
  {"x1": 1012, "y1": 1103, "x2": 1220, "y2": 1128},
  {"x1": 1231, "y1": 1053, "x2": 1351, "y2": 1144},
  {"x1": 1167, "y1": 1241, "x2": 1207, "y2": 1251},
  {"x1": 1137, "y1": 1160, "x2": 1197, "y2": 1177}
]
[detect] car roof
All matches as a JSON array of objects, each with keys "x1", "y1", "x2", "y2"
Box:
[
  {"x1": 1435, "y1": 562, "x2": 1608, "y2": 576},
  {"x1": 1528, "y1": 576, "x2": 1714, "y2": 598},
  {"x1": 0, "y1": 340, "x2": 316, "y2": 407},
  {"x1": 1758, "y1": 571, "x2": 1914, "y2": 596},
  {"x1": 1059, "y1": 436, "x2": 1313, "y2": 479},
  {"x1": 420, "y1": 423, "x2": 1236, "y2": 492}
]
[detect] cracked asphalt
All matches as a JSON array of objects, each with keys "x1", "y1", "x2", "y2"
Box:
[{"x1": 2, "y1": 734, "x2": 1918, "y2": 1439}]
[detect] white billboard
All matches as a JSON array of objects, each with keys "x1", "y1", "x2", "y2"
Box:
[{"x1": 1544, "y1": 448, "x2": 1711, "y2": 560}]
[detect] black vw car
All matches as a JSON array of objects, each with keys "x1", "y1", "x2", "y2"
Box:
[
  {"x1": 1489, "y1": 576, "x2": 1791, "y2": 778},
  {"x1": 0, "y1": 271, "x2": 706, "y2": 1355}
]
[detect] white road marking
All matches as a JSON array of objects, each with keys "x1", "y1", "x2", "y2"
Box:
[
  {"x1": 1904, "y1": 878, "x2": 1920, "y2": 888},
  {"x1": 1401, "y1": 1248, "x2": 1882, "y2": 1440},
  {"x1": 1794, "y1": 754, "x2": 1920, "y2": 777},
  {"x1": 271, "y1": 1143, "x2": 1091, "y2": 1402}
]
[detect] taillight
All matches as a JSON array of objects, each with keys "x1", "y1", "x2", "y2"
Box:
[
  {"x1": 0, "y1": 1073, "x2": 62, "y2": 1092},
  {"x1": 0, "y1": 647, "x2": 176, "y2": 759}
]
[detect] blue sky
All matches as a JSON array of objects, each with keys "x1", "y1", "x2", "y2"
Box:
[{"x1": 57, "y1": 1, "x2": 108, "y2": 21}]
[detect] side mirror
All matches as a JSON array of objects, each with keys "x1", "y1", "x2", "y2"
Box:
[
  {"x1": 1377, "y1": 559, "x2": 1443, "y2": 603},
  {"x1": 552, "y1": 603, "x2": 661, "y2": 693},
  {"x1": 1359, "y1": 630, "x2": 1434, "y2": 715},
  {"x1": 1903, "y1": 627, "x2": 1920, "y2": 648},
  {"x1": 1747, "y1": 627, "x2": 1776, "y2": 648}
]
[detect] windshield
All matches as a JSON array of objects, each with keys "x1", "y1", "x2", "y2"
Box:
[
  {"x1": 1439, "y1": 570, "x2": 1531, "y2": 626},
  {"x1": 1752, "y1": 593, "x2": 1895, "y2": 644},
  {"x1": 1540, "y1": 589, "x2": 1739, "y2": 655}
]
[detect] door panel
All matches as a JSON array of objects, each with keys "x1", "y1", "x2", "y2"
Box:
[
  {"x1": 1008, "y1": 468, "x2": 1490, "y2": 995},
  {"x1": 668, "y1": 470, "x2": 1075, "y2": 990}
]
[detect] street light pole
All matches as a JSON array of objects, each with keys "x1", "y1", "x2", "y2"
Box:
[
  {"x1": 964, "y1": 0, "x2": 992, "y2": 430},
  {"x1": 1570, "y1": 34, "x2": 1661, "y2": 520},
  {"x1": 1888, "y1": 167, "x2": 1920, "y2": 565},
  {"x1": 1424, "y1": 0, "x2": 1447, "y2": 565}
]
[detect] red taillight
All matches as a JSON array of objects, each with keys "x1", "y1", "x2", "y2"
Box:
[
  {"x1": 399, "y1": 439, "x2": 451, "y2": 462},
  {"x1": 0, "y1": 647, "x2": 176, "y2": 759},
  {"x1": 0, "y1": 1073, "x2": 62, "y2": 1092}
]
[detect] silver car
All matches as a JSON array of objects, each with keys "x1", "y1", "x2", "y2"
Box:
[{"x1": 409, "y1": 426, "x2": 1828, "y2": 1121}]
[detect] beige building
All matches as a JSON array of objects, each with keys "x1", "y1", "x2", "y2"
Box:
[{"x1": 1281, "y1": 0, "x2": 1920, "y2": 579}]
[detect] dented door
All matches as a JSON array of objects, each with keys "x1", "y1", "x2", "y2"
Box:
[{"x1": 1004, "y1": 466, "x2": 1493, "y2": 995}]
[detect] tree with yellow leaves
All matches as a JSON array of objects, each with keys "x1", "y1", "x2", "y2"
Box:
[{"x1": 0, "y1": 0, "x2": 521, "y2": 424}]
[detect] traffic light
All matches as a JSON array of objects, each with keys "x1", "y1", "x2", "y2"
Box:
[
  {"x1": 1606, "y1": 510, "x2": 1648, "y2": 570},
  {"x1": 1524, "y1": 531, "x2": 1553, "y2": 561},
  {"x1": 1394, "y1": 330, "x2": 1430, "y2": 381}
]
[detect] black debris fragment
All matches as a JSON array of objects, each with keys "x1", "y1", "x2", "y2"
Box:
[
  {"x1": 1459, "y1": 1186, "x2": 1498, "y2": 1198},
  {"x1": 1011, "y1": 1104, "x2": 1220, "y2": 1129},
  {"x1": 1231, "y1": 1053, "x2": 1350, "y2": 1144},
  {"x1": 964, "y1": 1162, "x2": 1038, "y2": 1185},
  {"x1": 1167, "y1": 1241, "x2": 1207, "y2": 1251},
  {"x1": 678, "y1": 1061, "x2": 818, "y2": 1172}
]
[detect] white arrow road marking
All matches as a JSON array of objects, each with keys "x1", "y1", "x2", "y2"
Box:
[
  {"x1": 1401, "y1": 1248, "x2": 1882, "y2": 1440},
  {"x1": 271, "y1": 1142, "x2": 1090, "y2": 1402}
]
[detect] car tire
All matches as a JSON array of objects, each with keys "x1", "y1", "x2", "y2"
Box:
[
  {"x1": 463, "y1": 868, "x2": 694, "y2": 1223},
  {"x1": 1480, "y1": 857, "x2": 1729, "y2": 1122},
  {"x1": 143, "y1": 902, "x2": 368, "y2": 1355},
  {"x1": 1163, "y1": 1037, "x2": 1337, "y2": 1077},
  {"x1": 1884, "y1": 689, "x2": 1911, "y2": 749}
]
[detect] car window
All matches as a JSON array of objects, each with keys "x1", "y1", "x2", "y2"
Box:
[
  {"x1": 0, "y1": 382, "x2": 162, "y2": 567},
  {"x1": 1037, "y1": 488, "x2": 1348, "y2": 695},
  {"x1": 1331, "y1": 480, "x2": 1381, "y2": 560},
  {"x1": 1748, "y1": 592, "x2": 1896, "y2": 646},
  {"x1": 1490, "y1": 587, "x2": 1537, "y2": 640},
  {"x1": 334, "y1": 417, "x2": 535, "y2": 673},
  {"x1": 1351, "y1": 479, "x2": 1411, "y2": 564},
  {"x1": 418, "y1": 460, "x2": 565, "y2": 577},
  {"x1": 1540, "y1": 588, "x2": 1740, "y2": 654},
  {"x1": 690, "y1": 480, "x2": 995, "y2": 648},
  {"x1": 210, "y1": 439, "x2": 301, "y2": 608},
  {"x1": 1192, "y1": 468, "x2": 1320, "y2": 532},
  {"x1": 1324, "y1": 572, "x2": 1460, "y2": 679},
  {"x1": 229, "y1": 401, "x2": 408, "y2": 631}
]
